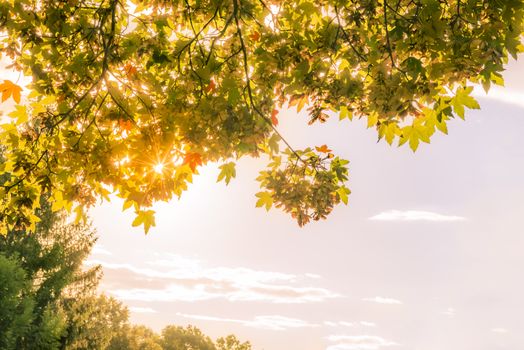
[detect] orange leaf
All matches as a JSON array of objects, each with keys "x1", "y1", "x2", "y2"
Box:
[
  {"x1": 183, "y1": 152, "x2": 203, "y2": 172},
  {"x1": 0, "y1": 80, "x2": 22, "y2": 104},
  {"x1": 315, "y1": 144, "x2": 332, "y2": 153},
  {"x1": 118, "y1": 119, "x2": 133, "y2": 132},
  {"x1": 271, "y1": 109, "x2": 279, "y2": 126},
  {"x1": 124, "y1": 63, "x2": 137, "y2": 77},
  {"x1": 205, "y1": 79, "x2": 216, "y2": 93},
  {"x1": 249, "y1": 31, "x2": 261, "y2": 41}
]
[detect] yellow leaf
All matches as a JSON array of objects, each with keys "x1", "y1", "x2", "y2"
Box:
[
  {"x1": 51, "y1": 191, "x2": 65, "y2": 211},
  {"x1": 384, "y1": 123, "x2": 400, "y2": 145},
  {"x1": 73, "y1": 205, "x2": 86, "y2": 224},
  {"x1": 132, "y1": 210, "x2": 156, "y2": 234},
  {"x1": 122, "y1": 199, "x2": 134, "y2": 211},
  {"x1": 8, "y1": 105, "x2": 28, "y2": 124},
  {"x1": 255, "y1": 192, "x2": 273, "y2": 211},
  {"x1": 367, "y1": 112, "x2": 378, "y2": 128},
  {"x1": 297, "y1": 96, "x2": 308, "y2": 113}
]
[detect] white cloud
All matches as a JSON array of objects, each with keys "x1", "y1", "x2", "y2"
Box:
[
  {"x1": 325, "y1": 321, "x2": 354, "y2": 328},
  {"x1": 176, "y1": 313, "x2": 319, "y2": 331},
  {"x1": 110, "y1": 283, "x2": 338, "y2": 304},
  {"x1": 359, "y1": 322, "x2": 376, "y2": 328},
  {"x1": 363, "y1": 297, "x2": 402, "y2": 305},
  {"x1": 88, "y1": 254, "x2": 340, "y2": 304},
  {"x1": 129, "y1": 306, "x2": 157, "y2": 313},
  {"x1": 324, "y1": 321, "x2": 376, "y2": 328},
  {"x1": 441, "y1": 307, "x2": 456, "y2": 318},
  {"x1": 369, "y1": 210, "x2": 465, "y2": 222},
  {"x1": 491, "y1": 328, "x2": 509, "y2": 334},
  {"x1": 326, "y1": 335, "x2": 399, "y2": 350}
]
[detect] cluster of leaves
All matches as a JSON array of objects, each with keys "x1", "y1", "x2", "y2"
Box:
[
  {"x1": 0, "y1": 0, "x2": 523, "y2": 232},
  {"x1": 0, "y1": 202, "x2": 253, "y2": 349},
  {"x1": 257, "y1": 145, "x2": 349, "y2": 226}
]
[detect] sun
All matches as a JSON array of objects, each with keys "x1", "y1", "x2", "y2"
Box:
[{"x1": 153, "y1": 163, "x2": 164, "y2": 174}]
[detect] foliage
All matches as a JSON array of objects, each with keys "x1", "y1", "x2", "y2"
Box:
[
  {"x1": 0, "y1": 254, "x2": 36, "y2": 349},
  {"x1": 215, "y1": 335, "x2": 252, "y2": 350},
  {"x1": 60, "y1": 294, "x2": 129, "y2": 350},
  {"x1": 159, "y1": 326, "x2": 252, "y2": 350},
  {"x1": 0, "y1": 201, "x2": 101, "y2": 349},
  {"x1": 107, "y1": 324, "x2": 252, "y2": 350},
  {"x1": 0, "y1": 0, "x2": 523, "y2": 231},
  {"x1": 107, "y1": 325, "x2": 163, "y2": 350},
  {"x1": 162, "y1": 325, "x2": 217, "y2": 350}
]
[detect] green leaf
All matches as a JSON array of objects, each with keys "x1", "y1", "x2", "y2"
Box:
[
  {"x1": 222, "y1": 77, "x2": 241, "y2": 104},
  {"x1": 267, "y1": 134, "x2": 281, "y2": 154},
  {"x1": 336, "y1": 187, "x2": 350, "y2": 205},
  {"x1": 217, "y1": 162, "x2": 236, "y2": 185}
]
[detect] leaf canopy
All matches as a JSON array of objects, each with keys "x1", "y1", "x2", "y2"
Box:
[{"x1": 0, "y1": 0, "x2": 523, "y2": 232}]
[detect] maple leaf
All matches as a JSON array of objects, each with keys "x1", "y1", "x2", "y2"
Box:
[
  {"x1": 249, "y1": 31, "x2": 261, "y2": 41},
  {"x1": 132, "y1": 209, "x2": 156, "y2": 234},
  {"x1": 217, "y1": 162, "x2": 236, "y2": 185},
  {"x1": 118, "y1": 119, "x2": 133, "y2": 132},
  {"x1": 124, "y1": 63, "x2": 138, "y2": 77},
  {"x1": 0, "y1": 80, "x2": 22, "y2": 104},
  {"x1": 271, "y1": 109, "x2": 279, "y2": 126},
  {"x1": 205, "y1": 79, "x2": 216, "y2": 93},
  {"x1": 315, "y1": 144, "x2": 332, "y2": 153},
  {"x1": 255, "y1": 191, "x2": 273, "y2": 211},
  {"x1": 183, "y1": 152, "x2": 203, "y2": 172}
]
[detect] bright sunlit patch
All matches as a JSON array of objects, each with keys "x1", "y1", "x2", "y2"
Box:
[
  {"x1": 171, "y1": 154, "x2": 186, "y2": 167},
  {"x1": 264, "y1": 4, "x2": 281, "y2": 31},
  {"x1": 269, "y1": 4, "x2": 280, "y2": 15},
  {"x1": 153, "y1": 163, "x2": 164, "y2": 174}
]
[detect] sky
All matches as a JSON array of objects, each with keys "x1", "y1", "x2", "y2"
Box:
[{"x1": 3, "y1": 56, "x2": 524, "y2": 349}]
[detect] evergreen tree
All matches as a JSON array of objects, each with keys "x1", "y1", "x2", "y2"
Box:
[{"x1": 0, "y1": 202, "x2": 101, "y2": 349}]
